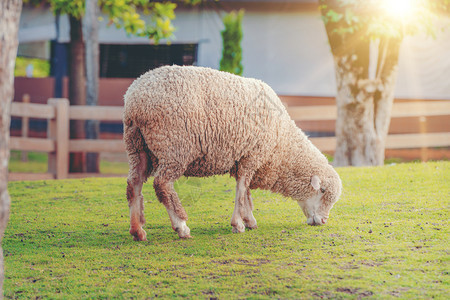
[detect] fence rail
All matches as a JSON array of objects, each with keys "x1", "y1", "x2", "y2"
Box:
[
  {"x1": 9, "y1": 98, "x2": 450, "y2": 181},
  {"x1": 288, "y1": 101, "x2": 450, "y2": 120}
]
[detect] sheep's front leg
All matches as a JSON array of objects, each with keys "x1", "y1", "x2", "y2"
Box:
[
  {"x1": 127, "y1": 152, "x2": 148, "y2": 241},
  {"x1": 231, "y1": 177, "x2": 247, "y2": 233},
  {"x1": 243, "y1": 189, "x2": 257, "y2": 230},
  {"x1": 153, "y1": 177, "x2": 191, "y2": 239}
]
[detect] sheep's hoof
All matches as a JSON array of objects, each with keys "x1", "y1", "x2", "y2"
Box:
[
  {"x1": 232, "y1": 223, "x2": 246, "y2": 233},
  {"x1": 130, "y1": 228, "x2": 147, "y2": 241},
  {"x1": 175, "y1": 225, "x2": 191, "y2": 239},
  {"x1": 246, "y1": 224, "x2": 258, "y2": 230},
  {"x1": 244, "y1": 220, "x2": 258, "y2": 230}
]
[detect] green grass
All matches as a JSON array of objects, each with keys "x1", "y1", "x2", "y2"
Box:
[
  {"x1": 4, "y1": 162, "x2": 449, "y2": 299},
  {"x1": 99, "y1": 160, "x2": 129, "y2": 175},
  {"x1": 8, "y1": 151, "x2": 129, "y2": 175},
  {"x1": 14, "y1": 57, "x2": 50, "y2": 78},
  {"x1": 8, "y1": 151, "x2": 49, "y2": 174}
]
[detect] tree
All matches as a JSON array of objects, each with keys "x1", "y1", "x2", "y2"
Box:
[
  {"x1": 27, "y1": 0, "x2": 180, "y2": 172},
  {"x1": 83, "y1": 0, "x2": 100, "y2": 173},
  {"x1": 68, "y1": 12, "x2": 87, "y2": 172},
  {"x1": 220, "y1": 9, "x2": 244, "y2": 76},
  {"x1": 0, "y1": 0, "x2": 23, "y2": 295},
  {"x1": 319, "y1": 0, "x2": 449, "y2": 166}
]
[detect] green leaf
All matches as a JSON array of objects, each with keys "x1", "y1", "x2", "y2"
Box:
[{"x1": 326, "y1": 9, "x2": 343, "y2": 23}]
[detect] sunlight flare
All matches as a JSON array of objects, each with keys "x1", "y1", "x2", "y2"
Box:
[{"x1": 382, "y1": 0, "x2": 416, "y2": 19}]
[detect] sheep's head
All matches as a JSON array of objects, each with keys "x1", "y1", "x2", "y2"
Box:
[{"x1": 298, "y1": 167, "x2": 342, "y2": 226}]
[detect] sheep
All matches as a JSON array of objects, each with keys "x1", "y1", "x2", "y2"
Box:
[{"x1": 123, "y1": 65, "x2": 342, "y2": 241}]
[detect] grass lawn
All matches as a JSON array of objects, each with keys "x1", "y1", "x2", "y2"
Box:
[
  {"x1": 9, "y1": 151, "x2": 129, "y2": 175},
  {"x1": 4, "y1": 161, "x2": 449, "y2": 299}
]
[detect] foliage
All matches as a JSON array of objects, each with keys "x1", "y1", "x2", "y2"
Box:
[
  {"x1": 4, "y1": 161, "x2": 449, "y2": 298},
  {"x1": 99, "y1": 0, "x2": 176, "y2": 42},
  {"x1": 14, "y1": 57, "x2": 50, "y2": 77},
  {"x1": 220, "y1": 9, "x2": 244, "y2": 76},
  {"x1": 319, "y1": 0, "x2": 450, "y2": 40},
  {"x1": 23, "y1": 0, "x2": 205, "y2": 43}
]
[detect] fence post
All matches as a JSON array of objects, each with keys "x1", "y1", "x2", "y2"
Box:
[
  {"x1": 47, "y1": 98, "x2": 69, "y2": 179},
  {"x1": 419, "y1": 116, "x2": 428, "y2": 162},
  {"x1": 21, "y1": 94, "x2": 30, "y2": 162}
]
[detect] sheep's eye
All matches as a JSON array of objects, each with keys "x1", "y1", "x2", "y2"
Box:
[{"x1": 320, "y1": 187, "x2": 326, "y2": 193}]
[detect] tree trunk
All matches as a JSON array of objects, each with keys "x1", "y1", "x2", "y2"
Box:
[
  {"x1": 0, "y1": 0, "x2": 23, "y2": 295},
  {"x1": 84, "y1": 0, "x2": 100, "y2": 173},
  {"x1": 69, "y1": 15, "x2": 87, "y2": 173},
  {"x1": 333, "y1": 39, "x2": 401, "y2": 166},
  {"x1": 334, "y1": 60, "x2": 379, "y2": 166},
  {"x1": 319, "y1": 0, "x2": 404, "y2": 166}
]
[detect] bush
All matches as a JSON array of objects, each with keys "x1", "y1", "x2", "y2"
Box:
[
  {"x1": 14, "y1": 56, "x2": 50, "y2": 77},
  {"x1": 220, "y1": 10, "x2": 244, "y2": 76}
]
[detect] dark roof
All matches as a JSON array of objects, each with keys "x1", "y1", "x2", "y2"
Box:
[{"x1": 219, "y1": 0, "x2": 317, "y2": 2}]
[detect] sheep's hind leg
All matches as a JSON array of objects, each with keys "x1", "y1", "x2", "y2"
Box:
[
  {"x1": 243, "y1": 189, "x2": 258, "y2": 230},
  {"x1": 153, "y1": 176, "x2": 191, "y2": 239},
  {"x1": 127, "y1": 152, "x2": 149, "y2": 241},
  {"x1": 231, "y1": 177, "x2": 247, "y2": 233}
]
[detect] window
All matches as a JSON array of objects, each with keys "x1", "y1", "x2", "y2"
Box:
[{"x1": 99, "y1": 44, "x2": 198, "y2": 78}]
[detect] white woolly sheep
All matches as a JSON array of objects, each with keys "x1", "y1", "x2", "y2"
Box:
[{"x1": 123, "y1": 65, "x2": 342, "y2": 241}]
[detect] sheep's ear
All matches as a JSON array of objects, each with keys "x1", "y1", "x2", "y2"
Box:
[{"x1": 311, "y1": 175, "x2": 321, "y2": 191}]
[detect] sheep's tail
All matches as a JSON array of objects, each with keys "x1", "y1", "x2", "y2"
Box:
[{"x1": 123, "y1": 119, "x2": 155, "y2": 178}]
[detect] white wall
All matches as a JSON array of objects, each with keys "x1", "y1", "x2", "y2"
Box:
[
  {"x1": 19, "y1": 5, "x2": 57, "y2": 42},
  {"x1": 396, "y1": 29, "x2": 450, "y2": 100},
  {"x1": 240, "y1": 10, "x2": 336, "y2": 96}
]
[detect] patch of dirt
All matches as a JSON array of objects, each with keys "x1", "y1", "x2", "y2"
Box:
[
  {"x1": 236, "y1": 258, "x2": 271, "y2": 266},
  {"x1": 336, "y1": 288, "x2": 373, "y2": 299},
  {"x1": 337, "y1": 287, "x2": 359, "y2": 294},
  {"x1": 312, "y1": 291, "x2": 334, "y2": 299},
  {"x1": 388, "y1": 287, "x2": 410, "y2": 297},
  {"x1": 338, "y1": 263, "x2": 359, "y2": 270},
  {"x1": 201, "y1": 289, "x2": 216, "y2": 297},
  {"x1": 360, "y1": 260, "x2": 383, "y2": 267},
  {"x1": 262, "y1": 288, "x2": 278, "y2": 296},
  {"x1": 359, "y1": 291, "x2": 374, "y2": 298},
  {"x1": 212, "y1": 258, "x2": 271, "y2": 266},
  {"x1": 329, "y1": 233, "x2": 342, "y2": 238},
  {"x1": 294, "y1": 268, "x2": 304, "y2": 275},
  {"x1": 212, "y1": 259, "x2": 232, "y2": 265}
]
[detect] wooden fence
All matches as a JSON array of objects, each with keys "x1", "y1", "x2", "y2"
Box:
[
  {"x1": 9, "y1": 98, "x2": 450, "y2": 181},
  {"x1": 10, "y1": 98, "x2": 124, "y2": 181}
]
